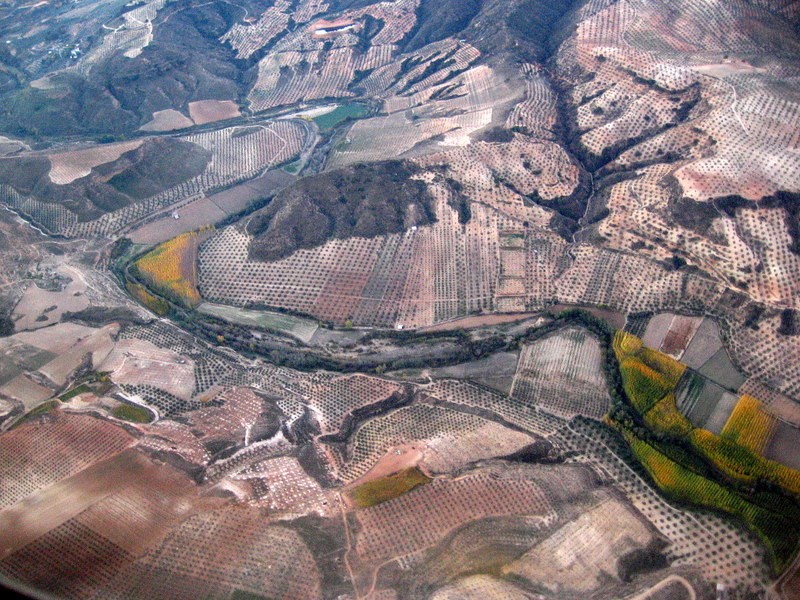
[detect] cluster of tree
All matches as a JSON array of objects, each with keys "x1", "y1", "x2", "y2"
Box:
[
  {"x1": 216, "y1": 195, "x2": 274, "y2": 228},
  {"x1": 403, "y1": 0, "x2": 481, "y2": 51},
  {"x1": 779, "y1": 308, "x2": 799, "y2": 336},
  {"x1": 247, "y1": 160, "x2": 436, "y2": 261},
  {"x1": 177, "y1": 311, "x2": 512, "y2": 374},
  {"x1": 0, "y1": 312, "x2": 13, "y2": 337},
  {"x1": 506, "y1": 0, "x2": 585, "y2": 62},
  {"x1": 109, "y1": 237, "x2": 133, "y2": 262},
  {"x1": 616, "y1": 541, "x2": 669, "y2": 583}
]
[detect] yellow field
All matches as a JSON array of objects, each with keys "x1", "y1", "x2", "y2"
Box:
[
  {"x1": 690, "y1": 428, "x2": 800, "y2": 496},
  {"x1": 722, "y1": 395, "x2": 777, "y2": 455},
  {"x1": 644, "y1": 394, "x2": 693, "y2": 436},
  {"x1": 639, "y1": 346, "x2": 686, "y2": 387},
  {"x1": 619, "y1": 358, "x2": 673, "y2": 413},
  {"x1": 614, "y1": 330, "x2": 643, "y2": 355},
  {"x1": 623, "y1": 430, "x2": 800, "y2": 573},
  {"x1": 134, "y1": 229, "x2": 211, "y2": 308}
]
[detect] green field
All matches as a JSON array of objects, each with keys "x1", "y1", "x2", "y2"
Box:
[
  {"x1": 313, "y1": 103, "x2": 371, "y2": 133},
  {"x1": 59, "y1": 383, "x2": 91, "y2": 401},
  {"x1": 348, "y1": 468, "x2": 431, "y2": 508},
  {"x1": 112, "y1": 403, "x2": 153, "y2": 424},
  {"x1": 282, "y1": 160, "x2": 302, "y2": 174},
  {"x1": 10, "y1": 400, "x2": 60, "y2": 429},
  {"x1": 198, "y1": 302, "x2": 319, "y2": 343}
]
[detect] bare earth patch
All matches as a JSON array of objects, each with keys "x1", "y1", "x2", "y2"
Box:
[
  {"x1": 37, "y1": 324, "x2": 119, "y2": 387},
  {"x1": 188, "y1": 100, "x2": 241, "y2": 125},
  {"x1": 348, "y1": 443, "x2": 427, "y2": 490},
  {"x1": 99, "y1": 339, "x2": 196, "y2": 400},
  {"x1": 0, "y1": 374, "x2": 53, "y2": 410},
  {"x1": 12, "y1": 266, "x2": 90, "y2": 331},
  {"x1": 11, "y1": 322, "x2": 97, "y2": 355},
  {"x1": 140, "y1": 109, "x2": 194, "y2": 132},
  {"x1": 48, "y1": 140, "x2": 144, "y2": 185}
]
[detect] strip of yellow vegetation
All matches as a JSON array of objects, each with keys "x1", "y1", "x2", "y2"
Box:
[
  {"x1": 644, "y1": 394, "x2": 693, "y2": 437},
  {"x1": 638, "y1": 346, "x2": 686, "y2": 386},
  {"x1": 691, "y1": 428, "x2": 800, "y2": 496},
  {"x1": 614, "y1": 330, "x2": 643, "y2": 355},
  {"x1": 134, "y1": 229, "x2": 210, "y2": 308},
  {"x1": 619, "y1": 358, "x2": 673, "y2": 413},
  {"x1": 348, "y1": 468, "x2": 431, "y2": 508},
  {"x1": 127, "y1": 281, "x2": 170, "y2": 316},
  {"x1": 615, "y1": 330, "x2": 686, "y2": 414},
  {"x1": 722, "y1": 395, "x2": 777, "y2": 455},
  {"x1": 622, "y1": 430, "x2": 800, "y2": 572},
  {"x1": 612, "y1": 329, "x2": 800, "y2": 572}
]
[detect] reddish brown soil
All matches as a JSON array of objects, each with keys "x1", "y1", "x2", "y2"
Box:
[
  {"x1": 313, "y1": 271, "x2": 371, "y2": 324},
  {"x1": 661, "y1": 318, "x2": 698, "y2": 356},
  {"x1": 347, "y1": 443, "x2": 427, "y2": 489}
]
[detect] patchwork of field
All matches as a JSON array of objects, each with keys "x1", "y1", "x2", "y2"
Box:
[
  {"x1": 679, "y1": 318, "x2": 725, "y2": 371},
  {"x1": 642, "y1": 313, "x2": 704, "y2": 360},
  {"x1": 676, "y1": 371, "x2": 738, "y2": 434},
  {"x1": 0, "y1": 119, "x2": 308, "y2": 238},
  {"x1": 611, "y1": 329, "x2": 800, "y2": 573},
  {"x1": 504, "y1": 494, "x2": 655, "y2": 593},
  {"x1": 247, "y1": 0, "x2": 421, "y2": 112},
  {"x1": 200, "y1": 189, "x2": 800, "y2": 413},
  {"x1": 0, "y1": 448, "x2": 191, "y2": 560},
  {"x1": 0, "y1": 312, "x2": 790, "y2": 599},
  {"x1": 2, "y1": 0, "x2": 800, "y2": 598},
  {"x1": 0, "y1": 321, "x2": 120, "y2": 421}
]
